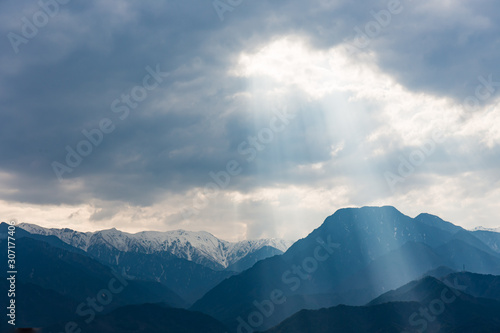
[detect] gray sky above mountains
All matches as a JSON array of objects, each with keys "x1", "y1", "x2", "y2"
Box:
[{"x1": 1, "y1": 0, "x2": 499, "y2": 241}]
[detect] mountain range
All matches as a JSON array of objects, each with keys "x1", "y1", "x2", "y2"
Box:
[
  {"x1": 16, "y1": 223, "x2": 292, "y2": 304},
  {"x1": 191, "y1": 206, "x2": 500, "y2": 331},
  {"x1": 18, "y1": 223, "x2": 292, "y2": 271},
  {"x1": 3, "y1": 206, "x2": 500, "y2": 332}
]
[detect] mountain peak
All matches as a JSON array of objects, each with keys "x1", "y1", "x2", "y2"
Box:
[
  {"x1": 333, "y1": 205, "x2": 401, "y2": 215},
  {"x1": 322, "y1": 206, "x2": 408, "y2": 229},
  {"x1": 414, "y1": 213, "x2": 463, "y2": 234}
]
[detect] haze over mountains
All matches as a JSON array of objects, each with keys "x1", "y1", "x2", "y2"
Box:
[
  {"x1": 264, "y1": 273, "x2": 500, "y2": 333},
  {"x1": 3, "y1": 206, "x2": 500, "y2": 332}
]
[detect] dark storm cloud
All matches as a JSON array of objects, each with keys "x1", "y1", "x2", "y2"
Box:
[
  {"x1": 363, "y1": 0, "x2": 500, "y2": 103},
  {"x1": 0, "y1": 0, "x2": 499, "y2": 214}
]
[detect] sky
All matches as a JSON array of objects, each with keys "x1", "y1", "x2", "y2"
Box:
[{"x1": 1, "y1": 0, "x2": 500, "y2": 242}]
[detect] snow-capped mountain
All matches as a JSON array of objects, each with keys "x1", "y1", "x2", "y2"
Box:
[
  {"x1": 18, "y1": 223, "x2": 293, "y2": 270},
  {"x1": 471, "y1": 226, "x2": 500, "y2": 233}
]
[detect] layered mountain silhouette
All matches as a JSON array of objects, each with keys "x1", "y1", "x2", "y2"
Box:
[
  {"x1": 266, "y1": 277, "x2": 500, "y2": 333},
  {"x1": 0, "y1": 236, "x2": 186, "y2": 308},
  {"x1": 191, "y1": 206, "x2": 500, "y2": 331},
  {"x1": 3, "y1": 206, "x2": 500, "y2": 332},
  {"x1": 263, "y1": 275, "x2": 500, "y2": 333}
]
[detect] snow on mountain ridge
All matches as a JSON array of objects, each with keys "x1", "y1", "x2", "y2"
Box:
[
  {"x1": 18, "y1": 223, "x2": 293, "y2": 268},
  {"x1": 471, "y1": 226, "x2": 500, "y2": 233}
]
